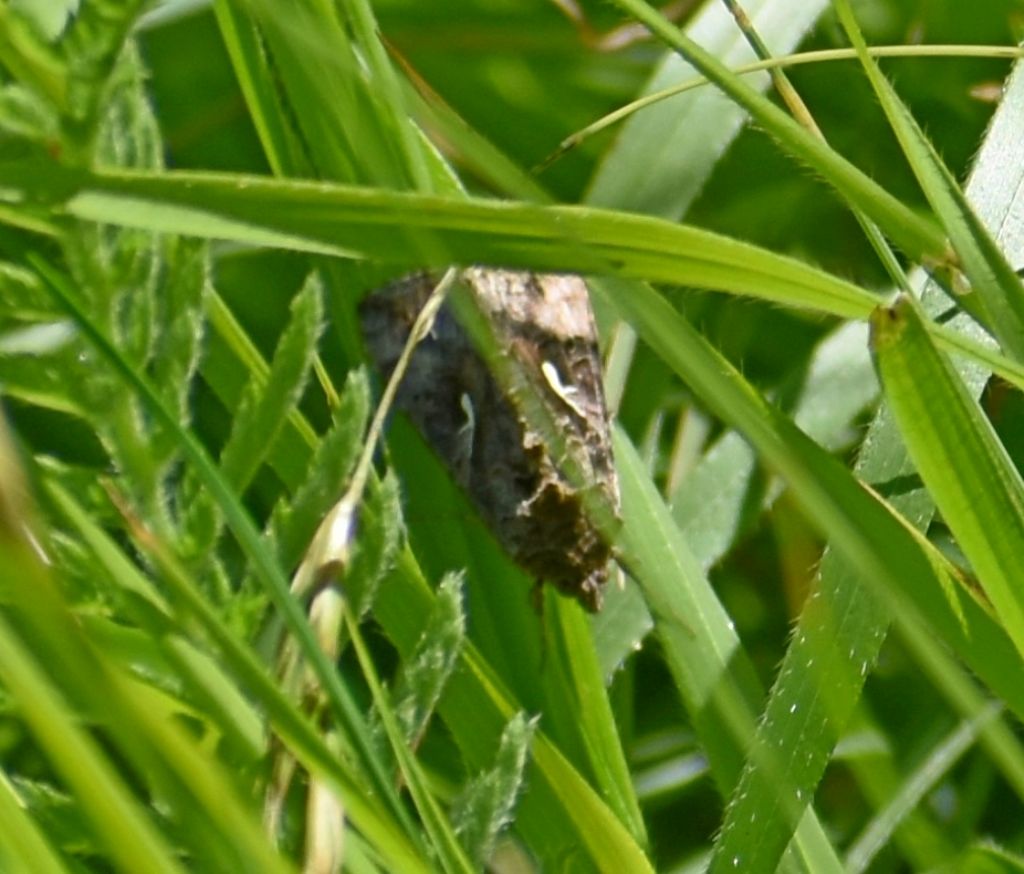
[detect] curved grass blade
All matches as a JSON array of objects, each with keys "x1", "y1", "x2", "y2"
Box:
[
  {"x1": 558, "y1": 45, "x2": 1022, "y2": 172},
  {"x1": 37, "y1": 163, "x2": 878, "y2": 317}
]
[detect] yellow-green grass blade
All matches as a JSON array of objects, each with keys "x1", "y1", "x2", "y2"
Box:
[
  {"x1": 0, "y1": 760, "x2": 73, "y2": 874},
  {"x1": 871, "y1": 295, "x2": 1024, "y2": 660},
  {"x1": 0, "y1": 548, "x2": 186, "y2": 874}
]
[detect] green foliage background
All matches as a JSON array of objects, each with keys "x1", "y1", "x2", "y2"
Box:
[{"x1": 1, "y1": 0, "x2": 1024, "y2": 872}]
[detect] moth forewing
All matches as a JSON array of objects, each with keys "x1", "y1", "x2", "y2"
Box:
[{"x1": 359, "y1": 268, "x2": 621, "y2": 611}]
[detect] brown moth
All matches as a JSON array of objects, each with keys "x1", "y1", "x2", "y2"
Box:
[{"x1": 359, "y1": 268, "x2": 620, "y2": 611}]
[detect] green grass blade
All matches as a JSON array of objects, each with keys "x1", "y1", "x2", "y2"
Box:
[
  {"x1": 0, "y1": 769, "x2": 71, "y2": 874},
  {"x1": 0, "y1": 552, "x2": 186, "y2": 874},
  {"x1": 614, "y1": 430, "x2": 843, "y2": 872},
  {"x1": 604, "y1": 0, "x2": 946, "y2": 262},
  {"x1": 587, "y1": 0, "x2": 828, "y2": 218},
  {"x1": 871, "y1": 295, "x2": 1024, "y2": 658},
  {"x1": 29, "y1": 256, "x2": 424, "y2": 852},
  {"x1": 844, "y1": 705, "x2": 1000, "y2": 874},
  {"x1": 541, "y1": 592, "x2": 647, "y2": 844},
  {"x1": 25, "y1": 163, "x2": 880, "y2": 318}
]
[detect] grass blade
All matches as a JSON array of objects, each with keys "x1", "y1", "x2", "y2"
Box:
[
  {"x1": 871, "y1": 295, "x2": 1024, "y2": 658},
  {"x1": 834, "y1": 0, "x2": 1024, "y2": 360}
]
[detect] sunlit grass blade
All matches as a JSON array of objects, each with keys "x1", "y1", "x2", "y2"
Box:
[
  {"x1": 31, "y1": 162, "x2": 1024, "y2": 395},
  {"x1": 18, "y1": 162, "x2": 879, "y2": 317},
  {"x1": 871, "y1": 295, "x2": 1024, "y2": 658},
  {"x1": 834, "y1": 0, "x2": 1024, "y2": 360}
]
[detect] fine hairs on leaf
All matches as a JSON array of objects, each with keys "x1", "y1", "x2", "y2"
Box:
[
  {"x1": 264, "y1": 367, "x2": 371, "y2": 572},
  {"x1": 451, "y1": 711, "x2": 538, "y2": 868},
  {"x1": 182, "y1": 272, "x2": 323, "y2": 560},
  {"x1": 384, "y1": 572, "x2": 467, "y2": 749}
]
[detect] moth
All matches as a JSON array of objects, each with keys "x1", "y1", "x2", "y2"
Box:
[{"x1": 359, "y1": 268, "x2": 620, "y2": 611}]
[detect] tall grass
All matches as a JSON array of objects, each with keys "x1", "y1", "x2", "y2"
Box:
[{"x1": 0, "y1": 1, "x2": 1023, "y2": 871}]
